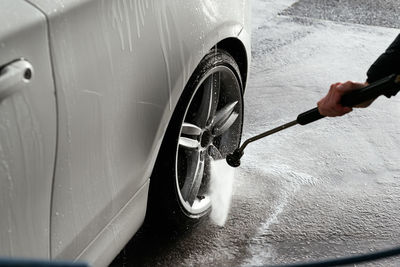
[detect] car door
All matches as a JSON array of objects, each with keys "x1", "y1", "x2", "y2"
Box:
[
  {"x1": 0, "y1": 0, "x2": 57, "y2": 259},
  {"x1": 25, "y1": 0, "x2": 176, "y2": 261}
]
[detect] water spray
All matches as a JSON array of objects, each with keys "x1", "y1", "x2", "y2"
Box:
[{"x1": 226, "y1": 73, "x2": 400, "y2": 168}]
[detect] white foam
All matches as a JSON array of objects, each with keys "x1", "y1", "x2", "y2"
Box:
[{"x1": 209, "y1": 159, "x2": 236, "y2": 226}]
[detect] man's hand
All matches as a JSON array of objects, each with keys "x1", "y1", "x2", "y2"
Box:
[{"x1": 317, "y1": 81, "x2": 369, "y2": 117}]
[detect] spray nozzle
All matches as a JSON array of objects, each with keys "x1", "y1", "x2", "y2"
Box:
[{"x1": 226, "y1": 149, "x2": 243, "y2": 168}]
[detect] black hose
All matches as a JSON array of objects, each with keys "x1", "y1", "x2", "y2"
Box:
[{"x1": 263, "y1": 245, "x2": 400, "y2": 267}]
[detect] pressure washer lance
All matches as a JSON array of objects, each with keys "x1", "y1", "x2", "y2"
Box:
[{"x1": 226, "y1": 73, "x2": 400, "y2": 168}]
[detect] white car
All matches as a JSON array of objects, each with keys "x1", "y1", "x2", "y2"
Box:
[{"x1": 0, "y1": 0, "x2": 251, "y2": 266}]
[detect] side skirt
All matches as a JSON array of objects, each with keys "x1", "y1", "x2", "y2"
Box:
[{"x1": 75, "y1": 180, "x2": 150, "y2": 267}]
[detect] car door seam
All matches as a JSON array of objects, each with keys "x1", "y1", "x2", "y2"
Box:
[{"x1": 23, "y1": 0, "x2": 60, "y2": 260}]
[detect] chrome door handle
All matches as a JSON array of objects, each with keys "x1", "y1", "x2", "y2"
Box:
[{"x1": 0, "y1": 59, "x2": 33, "y2": 101}]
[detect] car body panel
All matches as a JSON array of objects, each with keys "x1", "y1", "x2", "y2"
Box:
[
  {"x1": 0, "y1": 0, "x2": 57, "y2": 259},
  {"x1": 9, "y1": 0, "x2": 251, "y2": 264},
  {"x1": 240, "y1": 0, "x2": 252, "y2": 81},
  {"x1": 75, "y1": 180, "x2": 148, "y2": 267}
]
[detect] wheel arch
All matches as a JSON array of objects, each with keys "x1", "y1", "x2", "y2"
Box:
[{"x1": 217, "y1": 37, "x2": 249, "y2": 92}]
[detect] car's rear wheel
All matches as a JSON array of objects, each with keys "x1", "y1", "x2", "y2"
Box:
[{"x1": 148, "y1": 49, "x2": 244, "y2": 229}]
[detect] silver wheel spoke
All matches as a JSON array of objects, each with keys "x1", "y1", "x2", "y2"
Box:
[
  {"x1": 181, "y1": 122, "x2": 202, "y2": 136},
  {"x1": 212, "y1": 101, "x2": 238, "y2": 126},
  {"x1": 198, "y1": 154, "x2": 212, "y2": 196},
  {"x1": 179, "y1": 137, "x2": 200, "y2": 149},
  {"x1": 211, "y1": 101, "x2": 238, "y2": 135},
  {"x1": 194, "y1": 73, "x2": 220, "y2": 127},
  {"x1": 181, "y1": 151, "x2": 205, "y2": 206},
  {"x1": 213, "y1": 112, "x2": 239, "y2": 137}
]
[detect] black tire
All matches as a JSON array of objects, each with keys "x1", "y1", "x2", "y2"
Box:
[{"x1": 147, "y1": 49, "x2": 244, "y2": 230}]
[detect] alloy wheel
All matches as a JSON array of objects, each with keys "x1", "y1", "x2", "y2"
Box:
[{"x1": 176, "y1": 65, "x2": 243, "y2": 215}]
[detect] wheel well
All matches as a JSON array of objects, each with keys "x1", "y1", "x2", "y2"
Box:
[{"x1": 217, "y1": 38, "x2": 248, "y2": 90}]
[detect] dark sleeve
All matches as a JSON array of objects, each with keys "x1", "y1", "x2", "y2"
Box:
[{"x1": 367, "y1": 34, "x2": 400, "y2": 84}]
